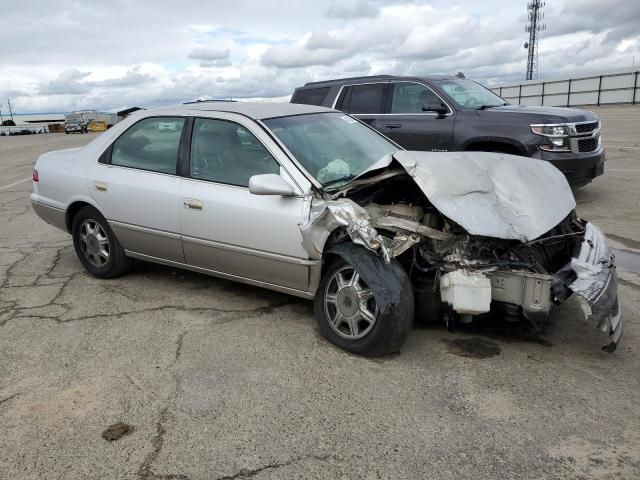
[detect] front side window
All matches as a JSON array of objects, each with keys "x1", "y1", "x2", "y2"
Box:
[
  {"x1": 390, "y1": 82, "x2": 442, "y2": 113},
  {"x1": 437, "y1": 78, "x2": 507, "y2": 109},
  {"x1": 190, "y1": 118, "x2": 280, "y2": 187},
  {"x1": 264, "y1": 113, "x2": 398, "y2": 189},
  {"x1": 111, "y1": 117, "x2": 185, "y2": 174},
  {"x1": 342, "y1": 83, "x2": 386, "y2": 114}
]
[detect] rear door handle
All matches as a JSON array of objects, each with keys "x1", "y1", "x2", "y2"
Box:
[
  {"x1": 184, "y1": 198, "x2": 203, "y2": 210},
  {"x1": 383, "y1": 123, "x2": 402, "y2": 129},
  {"x1": 93, "y1": 181, "x2": 108, "y2": 192}
]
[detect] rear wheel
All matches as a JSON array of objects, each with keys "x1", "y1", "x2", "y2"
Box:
[
  {"x1": 314, "y1": 246, "x2": 414, "y2": 356},
  {"x1": 71, "y1": 206, "x2": 131, "y2": 278}
]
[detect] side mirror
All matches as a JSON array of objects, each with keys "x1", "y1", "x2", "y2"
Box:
[
  {"x1": 422, "y1": 101, "x2": 448, "y2": 115},
  {"x1": 249, "y1": 174, "x2": 297, "y2": 197}
]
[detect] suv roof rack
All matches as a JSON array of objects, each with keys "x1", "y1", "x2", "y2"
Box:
[{"x1": 303, "y1": 75, "x2": 394, "y2": 87}]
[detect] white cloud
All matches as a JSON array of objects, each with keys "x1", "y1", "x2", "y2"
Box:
[{"x1": 0, "y1": 0, "x2": 638, "y2": 112}]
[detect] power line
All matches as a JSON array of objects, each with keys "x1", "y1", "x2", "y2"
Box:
[{"x1": 525, "y1": 1, "x2": 546, "y2": 80}]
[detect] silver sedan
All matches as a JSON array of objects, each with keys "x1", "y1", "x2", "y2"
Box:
[{"x1": 31, "y1": 102, "x2": 622, "y2": 355}]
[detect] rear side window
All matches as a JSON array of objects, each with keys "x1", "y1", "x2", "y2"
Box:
[
  {"x1": 390, "y1": 82, "x2": 441, "y2": 113},
  {"x1": 189, "y1": 118, "x2": 280, "y2": 187},
  {"x1": 341, "y1": 84, "x2": 386, "y2": 114},
  {"x1": 291, "y1": 87, "x2": 331, "y2": 106},
  {"x1": 111, "y1": 117, "x2": 185, "y2": 174}
]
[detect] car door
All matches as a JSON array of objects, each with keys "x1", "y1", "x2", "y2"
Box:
[
  {"x1": 379, "y1": 81, "x2": 455, "y2": 152},
  {"x1": 179, "y1": 115, "x2": 312, "y2": 292},
  {"x1": 88, "y1": 116, "x2": 186, "y2": 263}
]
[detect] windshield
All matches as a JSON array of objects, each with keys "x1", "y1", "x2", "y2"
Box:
[
  {"x1": 263, "y1": 113, "x2": 398, "y2": 188},
  {"x1": 436, "y1": 79, "x2": 507, "y2": 109}
]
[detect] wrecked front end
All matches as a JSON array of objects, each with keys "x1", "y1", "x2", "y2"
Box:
[{"x1": 303, "y1": 151, "x2": 622, "y2": 352}]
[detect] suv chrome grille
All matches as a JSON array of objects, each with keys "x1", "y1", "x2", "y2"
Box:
[
  {"x1": 568, "y1": 121, "x2": 601, "y2": 154},
  {"x1": 574, "y1": 121, "x2": 598, "y2": 134}
]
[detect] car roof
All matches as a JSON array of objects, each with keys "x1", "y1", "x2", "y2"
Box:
[
  {"x1": 148, "y1": 101, "x2": 335, "y2": 120},
  {"x1": 299, "y1": 74, "x2": 460, "y2": 89}
]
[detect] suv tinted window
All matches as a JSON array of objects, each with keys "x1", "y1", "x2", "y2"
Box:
[
  {"x1": 390, "y1": 82, "x2": 441, "y2": 113},
  {"x1": 190, "y1": 118, "x2": 280, "y2": 187},
  {"x1": 343, "y1": 83, "x2": 386, "y2": 114},
  {"x1": 111, "y1": 117, "x2": 185, "y2": 174},
  {"x1": 291, "y1": 87, "x2": 330, "y2": 106}
]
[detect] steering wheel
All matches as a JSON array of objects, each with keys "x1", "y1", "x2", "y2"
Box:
[{"x1": 464, "y1": 97, "x2": 479, "y2": 107}]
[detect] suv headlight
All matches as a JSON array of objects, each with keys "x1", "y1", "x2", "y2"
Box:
[{"x1": 531, "y1": 123, "x2": 571, "y2": 152}]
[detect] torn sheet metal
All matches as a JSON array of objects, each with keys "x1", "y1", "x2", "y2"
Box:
[
  {"x1": 392, "y1": 151, "x2": 576, "y2": 242},
  {"x1": 326, "y1": 243, "x2": 412, "y2": 317},
  {"x1": 564, "y1": 222, "x2": 622, "y2": 351},
  {"x1": 366, "y1": 203, "x2": 454, "y2": 241},
  {"x1": 300, "y1": 198, "x2": 390, "y2": 261},
  {"x1": 300, "y1": 198, "x2": 453, "y2": 263}
]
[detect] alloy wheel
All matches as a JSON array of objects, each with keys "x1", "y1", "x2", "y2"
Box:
[
  {"x1": 324, "y1": 265, "x2": 378, "y2": 340},
  {"x1": 79, "y1": 219, "x2": 110, "y2": 268}
]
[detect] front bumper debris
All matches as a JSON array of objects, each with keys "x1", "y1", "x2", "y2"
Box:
[
  {"x1": 554, "y1": 222, "x2": 622, "y2": 351},
  {"x1": 453, "y1": 222, "x2": 622, "y2": 352}
]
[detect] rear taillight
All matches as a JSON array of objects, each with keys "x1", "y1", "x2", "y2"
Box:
[{"x1": 32, "y1": 169, "x2": 39, "y2": 182}]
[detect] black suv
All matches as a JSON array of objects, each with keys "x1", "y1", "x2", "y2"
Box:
[{"x1": 291, "y1": 75, "x2": 604, "y2": 187}]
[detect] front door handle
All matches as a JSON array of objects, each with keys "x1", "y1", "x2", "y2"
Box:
[
  {"x1": 383, "y1": 123, "x2": 402, "y2": 129},
  {"x1": 184, "y1": 199, "x2": 203, "y2": 210}
]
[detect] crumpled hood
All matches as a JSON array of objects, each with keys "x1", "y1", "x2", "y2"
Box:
[{"x1": 393, "y1": 151, "x2": 576, "y2": 242}]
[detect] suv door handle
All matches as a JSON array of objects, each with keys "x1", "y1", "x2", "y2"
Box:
[
  {"x1": 184, "y1": 199, "x2": 203, "y2": 210},
  {"x1": 383, "y1": 123, "x2": 402, "y2": 129}
]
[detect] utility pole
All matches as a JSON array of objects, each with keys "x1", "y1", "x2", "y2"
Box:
[{"x1": 525, "y1": 1, "x2": 546, "y2": 80}]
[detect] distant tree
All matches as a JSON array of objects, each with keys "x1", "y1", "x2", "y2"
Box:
[{"x1": 2, "y1": 119, "x2": 15, "y2": 126}]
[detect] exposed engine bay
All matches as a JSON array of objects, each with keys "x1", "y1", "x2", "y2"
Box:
[{"x1": 301, "y1": 151, "x2": 622, "y2": 351}]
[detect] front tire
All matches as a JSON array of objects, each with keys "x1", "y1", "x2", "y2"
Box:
[
  {"x1": 314, "y1": 245, "x2": 414, "y2": 356},
  {"x1": 71, "y1": 206, "x2": 132, "y2": 278}
]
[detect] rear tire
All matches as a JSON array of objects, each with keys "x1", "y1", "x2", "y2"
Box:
[
  {"x1": 71, "y1": 206, "x2": 132, "y2": 278},
  {"x1": 314, "y1": 246, "x2": 414, "y2": 356}
]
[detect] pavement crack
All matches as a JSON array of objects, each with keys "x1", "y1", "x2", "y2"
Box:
[
  {"x1": 136, "y1": 407, "x2": 189, "y2": 480},
  {"x1": 55, "y1": 299, "x2": 291, "y2": 325},
  {"x1": 135, "y1": 326, "x2": 193, "y2": 480},
  {"x1": 0, "y1": 392, "x2": 21, "y2": 406},
  {"x1": 215, "y1": 454, "x2": 335, "y2": 479},
  {"x1": 174, "y1": 331, "x2": 186, "y2": 362}
]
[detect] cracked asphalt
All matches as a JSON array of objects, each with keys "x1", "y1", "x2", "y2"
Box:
[{"x1": 1, "y1": 107, "x2": 639, "y2": 479}]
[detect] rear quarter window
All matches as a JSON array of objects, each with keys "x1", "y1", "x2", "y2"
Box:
[
  {"x1": 341, "y1": 84, "x2": 386, "y2": 114},
  {"x1": 291, "y1": 87, "x2": 331, "y2": 106}
]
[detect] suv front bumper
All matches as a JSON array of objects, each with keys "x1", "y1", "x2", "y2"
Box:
[{"x1": 533, "y1": 147, "x2": 605, "y2": 188}]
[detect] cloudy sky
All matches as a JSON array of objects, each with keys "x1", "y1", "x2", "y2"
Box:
[{"x1": 1, "y1": 0, "x2": 639, "y2": 113}]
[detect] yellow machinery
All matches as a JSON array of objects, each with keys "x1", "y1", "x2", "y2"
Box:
[{"x1": 87, "y1": 121, "x2": 108, "y2": 132}]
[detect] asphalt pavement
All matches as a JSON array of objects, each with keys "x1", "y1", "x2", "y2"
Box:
[{"x1": 0, "y1": 107, "x2": 639, "y2": 479}]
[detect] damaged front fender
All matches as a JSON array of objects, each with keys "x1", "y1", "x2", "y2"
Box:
[
  {"x1": 300, "y1": 197, "x2": 454, "y2": 264},
  {"x1": 300, "y1": 198, "x2": 392, "y2": 261}
]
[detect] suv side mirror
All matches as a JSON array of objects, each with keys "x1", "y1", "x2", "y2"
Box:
[
  {"x1": 249, "y1": 174, "x2": 296, "y2": 197},
  {"x1": 422, "y1": 101, "x2": 448, "y2": 115}
]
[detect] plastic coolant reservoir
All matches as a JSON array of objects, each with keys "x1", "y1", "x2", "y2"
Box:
[{"x1": 439, "y1": 270, "x2": 492, "y2": 315}]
